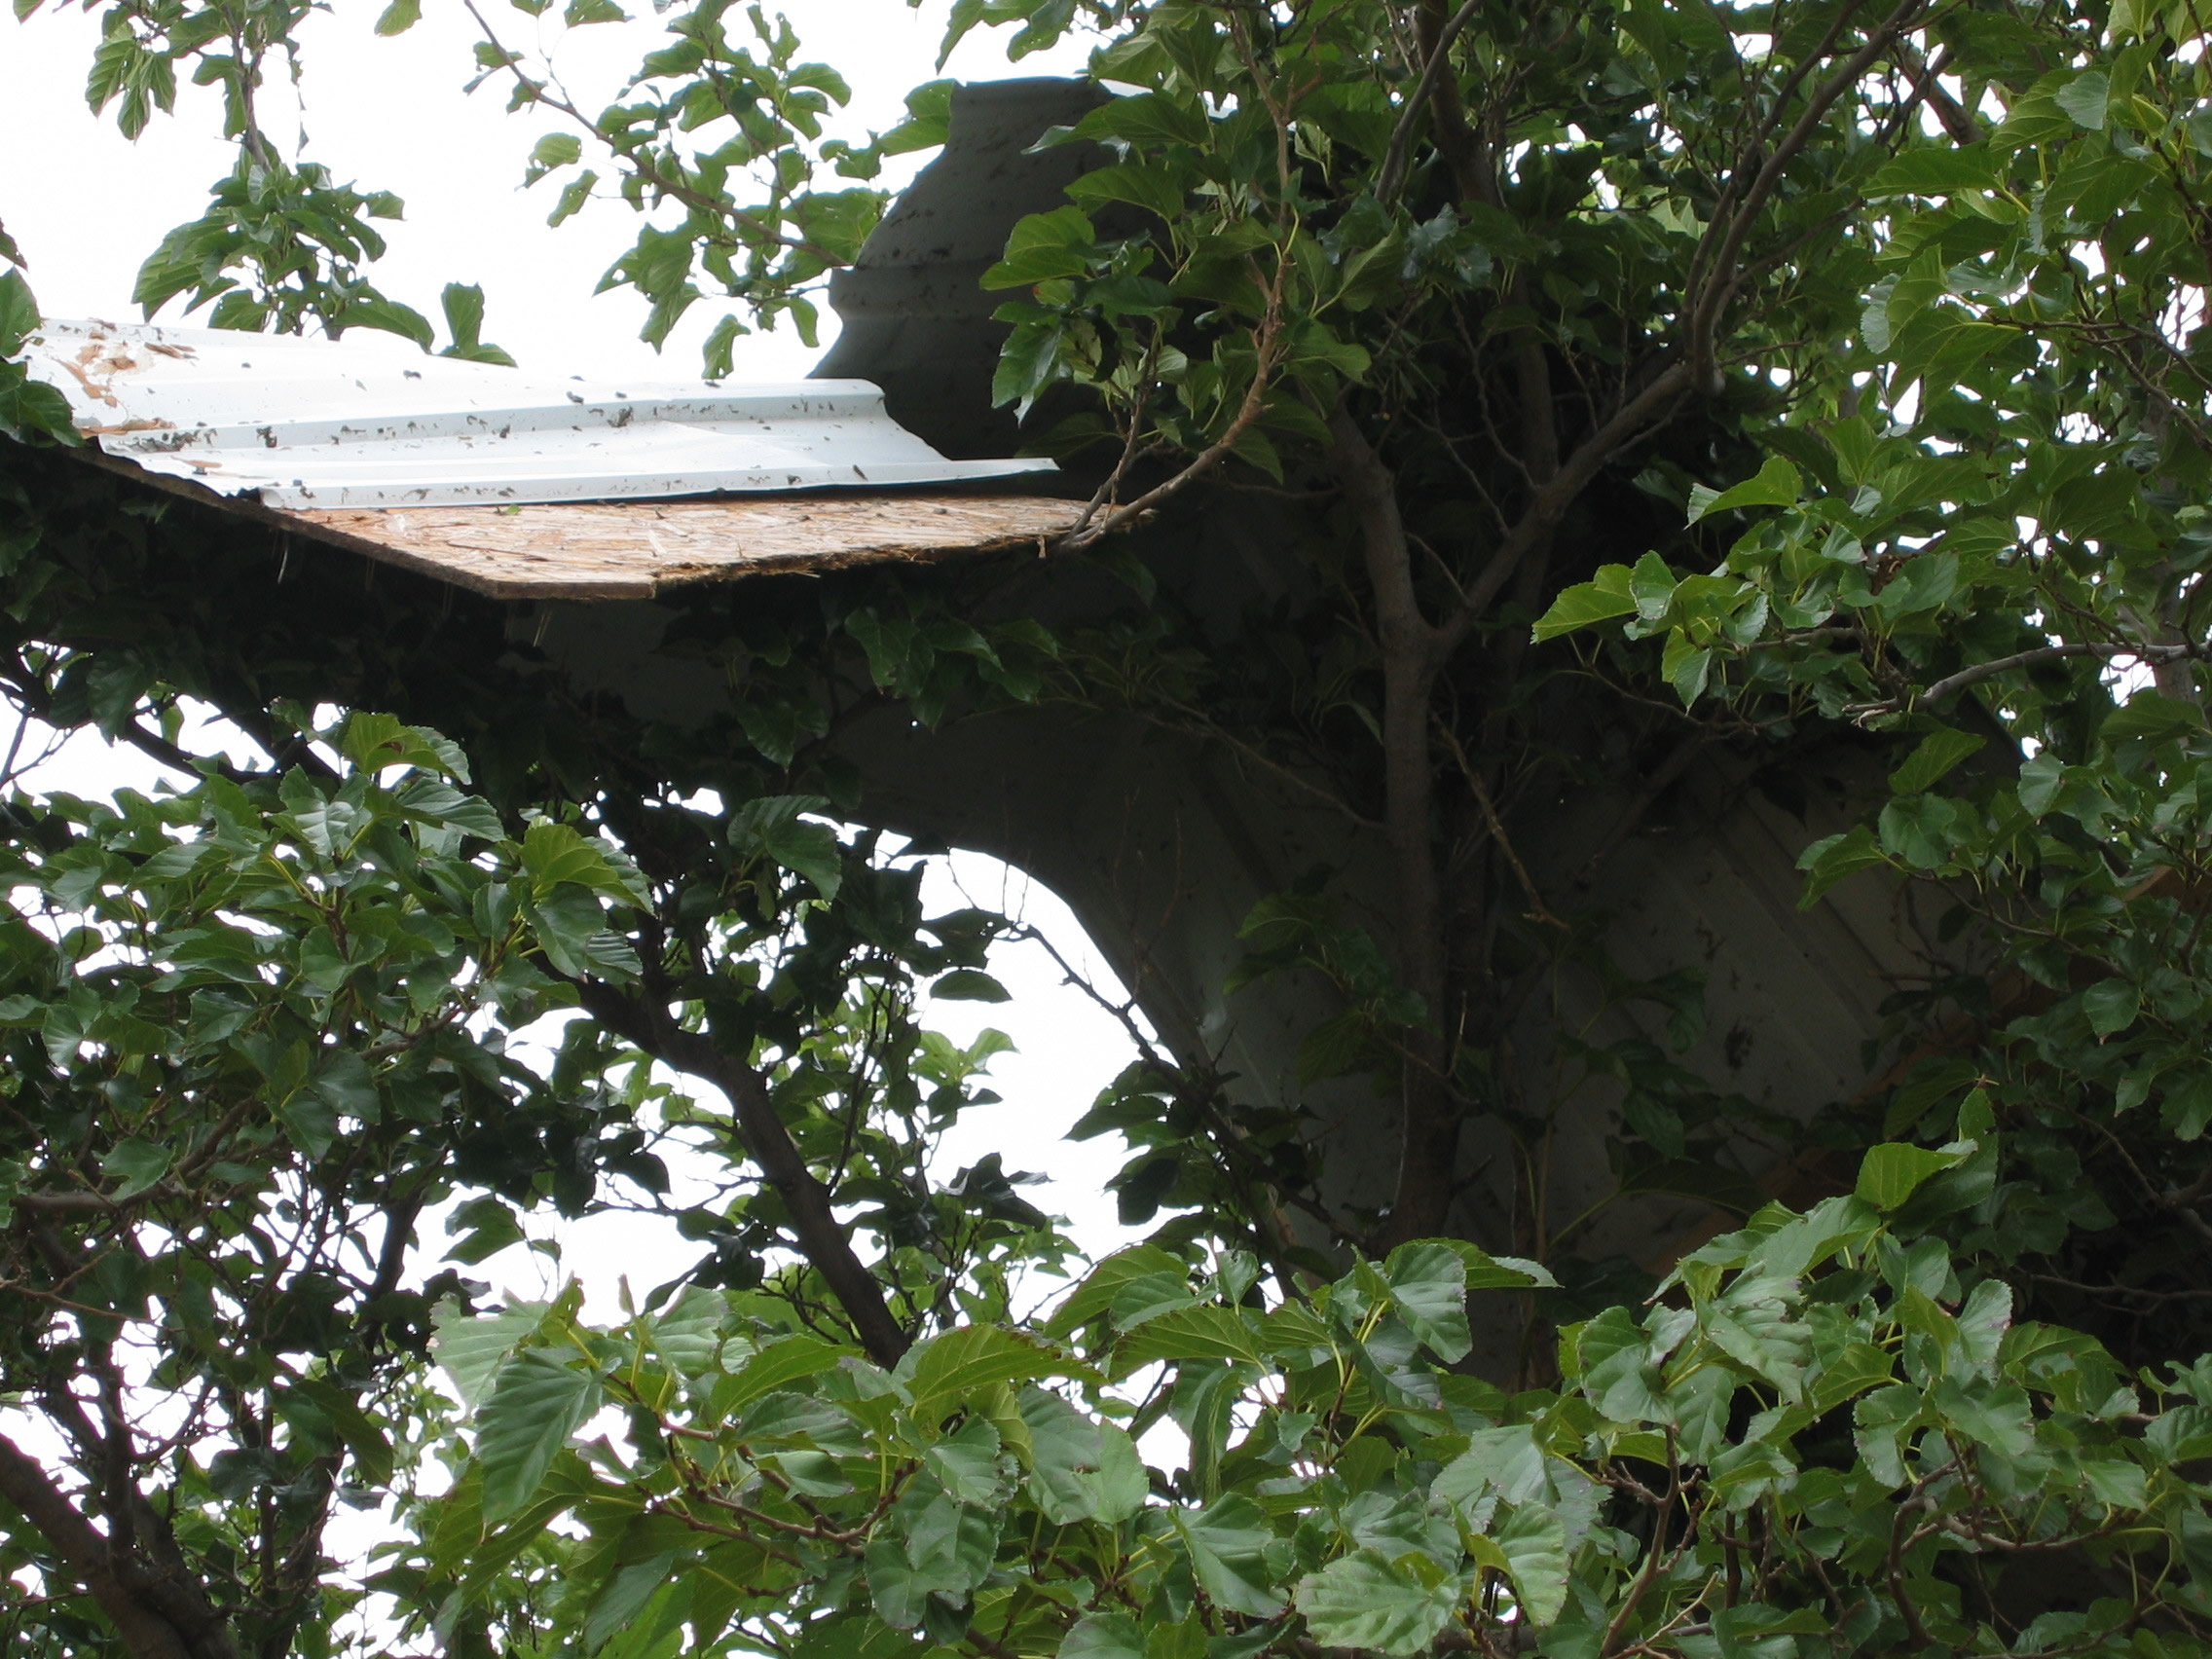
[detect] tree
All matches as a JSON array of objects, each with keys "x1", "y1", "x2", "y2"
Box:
[{"x1": 7, "y1": 0, "x2": 2212, "y2": 1653}]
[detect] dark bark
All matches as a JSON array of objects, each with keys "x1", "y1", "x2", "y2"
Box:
[
  {"x1": 574, "y1": 980, "x2": 913, "y2": 1367},
  {"x1": 0, "y1": 1431, "x2": 238, "y2": 1659},
  {"x1": 1329, "y1": 407, "x2": 1458, "y2": 1246}
]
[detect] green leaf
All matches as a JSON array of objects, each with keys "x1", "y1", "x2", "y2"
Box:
[
  {"x1": 981, "y1": 205, "x2": 1098, "y2": 289},
  {"x1": 1796, "y1": 825, "x2": 1886, "y2": 905},
  {"x1": 1384, "y1": 1240, "x2": 1471, "y2": 1362},
  {"x1": 1065, "y1": 160, "x2": 1187, "y2": 222},
  {"x1": 730, "y1": 795, "x2": 843, "y2": 900},
  {"x1": 1295, "y1": 1549, "x2": 1462, "y2": 1655},
  {"x1": 1876, "y1": 793, "x2": 1956, "y2": 870},
  {"x1": 522, "y1": 820, "x2": 646, "y2": 904},
  {"x1": 1531, "y1": 565, "x2": 1637, "y2": 642},
  {"x1": 2055, "y1": 70, "x2": 2109, "y2": 129},
  {"x1": 1019, "y1": 1385, "x2": 1148, "y2": 1524},
  {"x1": 903, "y1": 1325, "x2": 1069, "y2": 1422},
  {"x1": 2083, "y1": 979, "x2": 2141, "y2": 1037},
  {"x1": 931, "y1": 969, "x2": 1009, "y2": 1003},
  {"x1": 1069, "y1": 92, "x2": 1210, "y2": 148},
  {"x1": 1174, "y1": 1494, "x2": 1283, "y2": 1617},
  {"x1": 0, "y1": 269, "x2": 40, "y2": 358},
  {"x1": 1854, "y1": 1141, "x2": 1971, "y2": 1211},
  {"x1": 1443, "y1": 1241, "x2": 1557, "y2": 1289},
  {"x1": 431, "y1": 1299, "x2": 552, "y2": 1408},
  {"x1": 1575, "y1": 1306, "x2": 1667, "y2": 1422},
  {"x1": 100, "y1": 1139, "x2": 169, "y2": 1199},
  {"x1": 529, "y1": 131, "x2": 583, "y2": 173},
  {"x1": 1686, "y1": 457, "x2": 1799, "y2": 524},
  {"x1": 475, "y1": 1349, "x2": 601, "y2": 1523},
  {"x1": 720, "y1": 1335, "x2": 845, "y2": 1413},
  {"x1": 924, "y1": 1415, "x2": 1010, "y2": 1506},
  {"x1": 1113, "y1": 1305, "x2": 1265, "y2": 1369},
  {"x1": 1888, "y1": 727, "x2": 1985, "y2": 795},
  {"x1": 1435, "y1": 1423, "x2": 1550, "y2": 1509},
  {"x1": 1661, "y1": 629, "x2": 1714, "y2": 707},
  {"x1": 374, "y1": 0, "x2": 420, "y2": 34},
  {"x1": 444, "y1": 1196, "x2": 526, "y2": 1266},
  {"x1": 1864, "y1": 145, "x2": 2001, "y2": 197},
  {"x1": 1492, "y1": 1503, "x2": 1568, "y2": 1626},
  {"x1": 342, "y1": 712, "x2": 464, "y2": 777},
  {"x1": 1061, "y1": 1612, "x2": 1147, "y2": 1659}
]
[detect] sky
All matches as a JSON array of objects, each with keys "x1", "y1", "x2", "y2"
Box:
[
  {"x1": 0, "y1": 2, "x2": 1146, "y2": 1278},
  {"x1": 0, "y1": 0, "x2": 1087, "y2": 378}
]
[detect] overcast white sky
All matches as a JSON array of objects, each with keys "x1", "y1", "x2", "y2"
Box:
[
  {"x1": 0, "y1": 0, "x2": 1088, "y2": 377},
  {"x1": 0, "y1": 4, "x2": 1143, "y2": 1274}
]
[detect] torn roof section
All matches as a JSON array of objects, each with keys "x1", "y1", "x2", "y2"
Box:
[
  {"x1": 18, "y1": 79, "x2": 1101, "y2": 603},
  {"x1": 22, "y1": 318, "x2": 1053, "y2": 511}
]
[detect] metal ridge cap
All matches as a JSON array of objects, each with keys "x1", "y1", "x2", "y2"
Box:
[
  {"x1": 187, "y1": 454, "x2": 1058, "y2": 509},
  {"x1": 93, "y1": 391, "x2": 909, "y2": 455}
]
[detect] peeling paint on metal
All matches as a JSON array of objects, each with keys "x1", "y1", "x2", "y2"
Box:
[{"x1": 22, "y1": 318, "x2": 1054, "y2": 509}]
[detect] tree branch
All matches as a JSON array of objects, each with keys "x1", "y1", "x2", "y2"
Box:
[
  {"x1": 0, "y1": 1429, "x2": 232, "y2": 1659},
  {"x1": 1435, "y1": 359, "x2": 1694, "y2": 659},
  {"x1": 1850, "y1": 640, "x2": 2200, "y2": 718},
  {"x1": 1378, "y1": 0, "x2": 1485, "y2": 201},
  {"x1": 1329, "y1": 405, "x2": 1456, "y2": 1246},
  {"x1": 573, "y1": 980, "x2": 911, "y2": 1367}
]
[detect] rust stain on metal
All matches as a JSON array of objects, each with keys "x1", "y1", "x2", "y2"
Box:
[{"x1": 277, "y1": 494, "x2": 1084, "y2": 599}]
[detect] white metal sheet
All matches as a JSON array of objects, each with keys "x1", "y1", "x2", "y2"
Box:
[{"x1": 22, "y1": 318, "x2": 1053, "y2": 509}]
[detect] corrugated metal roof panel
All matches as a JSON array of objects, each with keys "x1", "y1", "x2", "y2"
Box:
[{"x1": 25, "y1": 318, "x2": 1054, "y2": 509}]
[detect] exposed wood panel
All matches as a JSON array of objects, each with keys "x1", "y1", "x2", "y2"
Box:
[{"x1": 276, "y1": 494, "x2": 1083, "y2": 599}]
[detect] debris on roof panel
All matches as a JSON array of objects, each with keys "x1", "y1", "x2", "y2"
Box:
[{"x1": 24, "y1": 317, "x2": 1055, "y2": 510}]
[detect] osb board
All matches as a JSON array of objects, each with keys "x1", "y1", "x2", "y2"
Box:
[{"x1": 279, "y1": 495, "x2": 1084, "y2": 600}]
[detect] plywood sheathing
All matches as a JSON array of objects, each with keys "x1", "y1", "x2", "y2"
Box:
[{"x1": 279, "y1": 494, "x2": 1083, "y2": 600}]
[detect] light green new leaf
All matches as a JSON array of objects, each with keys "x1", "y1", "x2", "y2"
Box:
[
  {"x1": 1531, "y1": 565, "x2": 1638, "y2": 642},
  {"x1": 476, "y1": 1349, "x2": 601, "y2": 1523}
]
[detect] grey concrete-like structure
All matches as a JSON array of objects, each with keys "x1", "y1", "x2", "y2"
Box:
[{"x1": 532, "y1": 79, "x2": 1955, "y2": 1326}]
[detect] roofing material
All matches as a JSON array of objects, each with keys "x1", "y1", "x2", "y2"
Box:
[
  {"x1": 24, "y1": 318, "x2": 1052, "y2": 509},
  {"x1": 24, "y1": 317, "x2": 1076, "y2": 600}
]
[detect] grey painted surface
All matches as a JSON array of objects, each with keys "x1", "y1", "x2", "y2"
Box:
[{"x1": 814, "y1": 79, "x2": 1108, "y2": 459}]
